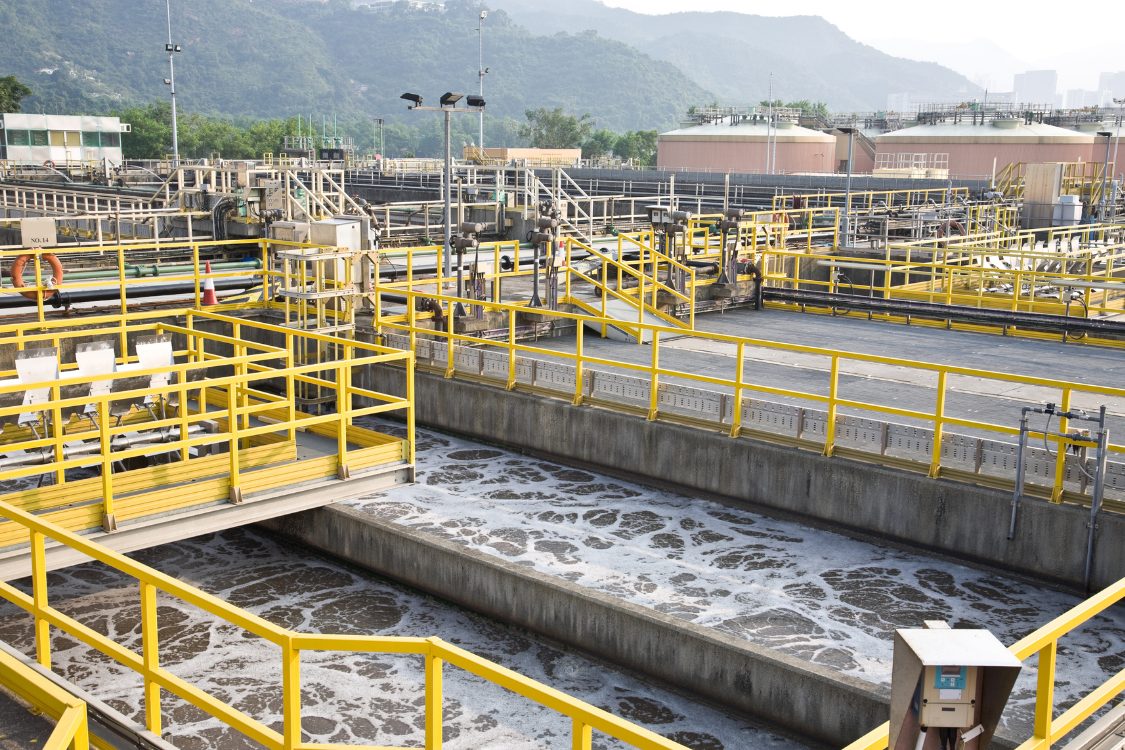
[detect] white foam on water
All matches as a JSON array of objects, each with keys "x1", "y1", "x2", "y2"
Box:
[
  {"x1": 348, "y1": 421, "x2": 1125, "y2": 737},
  {"x1": 0, "y1": 528, "x2": 796, "y2": 750}
]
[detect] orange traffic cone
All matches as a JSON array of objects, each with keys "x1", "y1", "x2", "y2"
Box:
[{"x1": 201, "y1": 261, "x2": 218, "y2": 306}]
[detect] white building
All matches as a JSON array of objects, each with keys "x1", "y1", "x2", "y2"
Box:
[
  {"x1": 1013, "y1": 70, "x2": 1057, "y2": 105},
  {"x1": 0, "y1": 114, "x2": 129, "y2": 167}
]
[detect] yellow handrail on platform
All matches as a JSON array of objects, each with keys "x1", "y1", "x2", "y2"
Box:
[
  {"x1": 840, "y1": 575, "x2": 1125, "y2": 750},
  {"x1": 0, "y1": 646, "x2": 89, "y2": 750},
  {"x1": 0, "y1": 495, "x2": 689, "y2": 750}
]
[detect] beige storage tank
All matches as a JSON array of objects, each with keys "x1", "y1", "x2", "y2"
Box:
[
  {"x1": 875, "y1": 121, "x2": 1098, "y2": 178},
  {"x1": 657, "y1": 120, "x2": 836, "y2": 173}
]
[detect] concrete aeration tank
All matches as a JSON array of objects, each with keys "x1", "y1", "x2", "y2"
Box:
[{"x1": 657, "y1": 120, "x2": 837, "y2": 173}]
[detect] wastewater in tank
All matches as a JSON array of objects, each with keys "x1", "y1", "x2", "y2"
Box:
[
  {"x1": 0, "y1": 528, "x2": 797, "y2": 750},
  {"x1": 349, "y1": 419, "x2": 1125, "y2": 736}
]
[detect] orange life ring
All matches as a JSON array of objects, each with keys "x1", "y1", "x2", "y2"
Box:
[
  {"x1": 936, "y1": 220, "x2": 965, "y2": 249},
  {"x1": 11, "y1": 251, "x2": 64, "y2": 300},
  {"x1": 43, "y1": 161, "x2": 55, "y2": 169}
]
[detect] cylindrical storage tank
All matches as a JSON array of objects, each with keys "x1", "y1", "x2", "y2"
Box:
[
  {"x1": 874, "y1": 121, "x2": 1098, "y2": 178},
  {"x1": 657, "y1": 121, "x2": 836, "y2": 173}
]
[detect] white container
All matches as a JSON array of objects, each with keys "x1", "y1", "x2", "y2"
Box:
[{"x1": 1053, "y1": 194, "x2": 1082, "y2": 226}]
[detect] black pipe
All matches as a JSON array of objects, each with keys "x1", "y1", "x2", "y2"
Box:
[
  {"x1": 0, "y1": 278, "x2": 257, "y2": 309},
  {"x1": 761, "y1": 288, "x2": 1125, "y2": 337}
]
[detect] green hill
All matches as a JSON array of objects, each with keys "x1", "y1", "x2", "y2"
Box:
[
  {"x1": 499, "y1": 0, "x2": 982, "y2": 110},
  {"x1": 1, "y1": 0, "x2": 710, "y2": 132}
]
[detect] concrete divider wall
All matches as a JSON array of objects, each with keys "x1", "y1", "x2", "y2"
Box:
[
  {"x1": 260, "y1": 504, "x2": 891, "y2": 748},
  {"x1": 356, "y1": 362, "x2": 1125, "y2": 592}
]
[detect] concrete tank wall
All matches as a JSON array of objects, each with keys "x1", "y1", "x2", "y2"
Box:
[
  {"x1": 658, "y1": 139, "x2": 834, "y2": 173},
  {"x1": 875, "y1": 123, "x2": 1100, "y2": 178}
]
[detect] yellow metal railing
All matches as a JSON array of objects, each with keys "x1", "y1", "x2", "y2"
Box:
[
  {"x1": 370, "y1": 235, "x2": 694, "y2": 337},
  {"x1": 772, "y1": 187, "x2": 971, "y2": 211},
  {"x1": 377, "y1": 287, "x2": 1125, "y2": 503},
  {"x1": 841, "y1": 575, "x2": 1125, "y2": 750},
  {"x1": 0, "y1": 495, "x2": 689, "y2": 750},
  {"x1": 0, "y1": 646, "x2": 89, "y2": 750},
  {"x1": 0, "y1": 309, "x2": 414, "y2": 537}
]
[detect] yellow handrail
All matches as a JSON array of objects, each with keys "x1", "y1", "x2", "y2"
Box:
[
  {"x1": 841, "y1": 575, "x2": 1125, "y2": 750},
  {"x1": 0, "y1": 495, "x2": 689, "y2": 750},
  {"x1": 0, "y1": 647, "x2": 89, "y2": 750},
  {"x1": 376, "y1": 286, "x2": 1125, "y2": 500}
]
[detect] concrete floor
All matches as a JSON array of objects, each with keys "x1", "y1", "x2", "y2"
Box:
[
  {"x1": 0, "y1": 687, "x2": 55, "y2": 750},
  {"x1": 511, "y1": 306, "x2": 1125, "y2": 440}
]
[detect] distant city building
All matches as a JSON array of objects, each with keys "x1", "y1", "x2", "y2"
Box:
[
  {"x1": 354, "y1": 0, "x2": 444, "y2": 10},
  {"x1": 1065, "y1": 89, "x2": 1113, "y2": 108},
  {"x1": 1012, "y1": 70, "x2": 1058, "y2": 105},
  {"x1": 0, "y1": 113, "x2": 129, "y2": 166},
  {"x1": 1099, "y1": 71, "x2": 1125, "y2": 99}
]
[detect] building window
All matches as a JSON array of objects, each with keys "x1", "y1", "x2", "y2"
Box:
[
  {"x1": 8, "y1": 130, "x2": 30, "y2": 146},
  {"x1": 101, "y1": 131, "x2": 120, "y2": 148},
  {"x1": 29, "y1": 130, "x2": 49, "y2": 146},
  {"x1": 82, "y1": 131, "x2": 101, "y2": 147}
]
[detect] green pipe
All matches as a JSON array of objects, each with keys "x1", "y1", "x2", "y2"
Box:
[{"x1": 11, "y1": 259, "x2": 263, "y2": 280}]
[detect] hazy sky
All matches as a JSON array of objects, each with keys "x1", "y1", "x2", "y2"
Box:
[{"x1": 598, "y1": 0, "x2": 1121, "y2": 91}]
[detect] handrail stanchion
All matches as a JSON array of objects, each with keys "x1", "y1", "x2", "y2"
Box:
[
  {"x1": 30, "y1": 529, "x2": 50, "y2": 668},
  {"x1": 729, "y1": 341, "x2": 745, "y2": 438},
  {"x1": 929, "y1": 370, "x2": 948, "y2": 477},
  {"x1": 140, "y1": 580, "x2": 162, "y2": 735},
  {"x1": 574, "y1": 322, "x2": 584, "y2": 406},
  {"x1": 425, "y1": 639, "x2": 444, "y2": 750},
  {"x1": 1032, "y1": 641, "x2": 1058, "y2": 750},
  {"x1": 282, "y1": 639, "x2": 301, "y2": 750},
  {"x1": 823, "y1": 355, "x2": 840, "y2": 456},
  {"x1": 647, "y1": 330, "x2": 659, "y2": 420}
]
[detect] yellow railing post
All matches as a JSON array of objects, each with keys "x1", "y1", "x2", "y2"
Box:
[
  {"x1": 506, "y1": 306, "x2": 517, "y2": 391},
  {"x1": 1051, "y1": 389, "x2": 1072, "y2": 503},
  {"x1": 823, "y1": 355, "x2": 840, "y2": 456},
  {"x1": 227, "y1": 374, "x2": 241, "y2": 504},
  {"x1": 574, "y1": 322, "x2": 585, "y2": 406},
  {"x1": 425, "y1": 639, "x2": 444, "y2": 750},
  {"x1": 572, "y1": 718, "x2": 592, "y2": 750},
  {"x1": 406, "y1": 352, "x2": 416, "y2": 465},
  {"x1": 98, "y1": 393, "x2": 115, "y2": 531},
  {"x1": 337, "y1": 360, "x2": 349, "y2": 479},
  {"x1": 282, "y1": 639, "x2": 301, "y2": 750},
  {"x1": 647, "y1": 331, "x2": 659, "y2": 421},
  {"x1": 30, "y1": 530, "x2": 51, "y2": 668},
  {"x1": 1033, "y1": 641, "x2": 1057, "y2": 750},
  {"x1": 929, "y1": 370, "x2": 948, "y2": 478},
  {"x1": 730, "y1": 341, "x2": 745, "y2": 438},
  {"x1": 140, "y1": 580, "x2": 161, "y2": 735}
]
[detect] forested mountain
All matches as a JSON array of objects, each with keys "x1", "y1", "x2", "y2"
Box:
[
  {"x1": 1, "y1": 0, "x2": 710, "y2": 132},
  {"x1": 500, "y1": 0, "x2": 982, "y2": 110}
]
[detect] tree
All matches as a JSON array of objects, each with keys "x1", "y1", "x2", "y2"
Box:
[
  {"x1": 613, "y1": 130, "x2": 657, "y2": 166},
  {"x1": 786, "y1": 99, "x2": 829, "y2": 118},
  {"x1": 582, "y1": 128, "x2": 617, "y2": 159},
  {"x1": 0, "y1": 76, "x2": 33, "y2": 112},
  {"x1": 519, "y1": 108, "x2": 594, "y2": 149}
]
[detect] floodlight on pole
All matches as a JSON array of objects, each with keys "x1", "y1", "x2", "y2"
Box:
[
  {"x1": 405, "y1": 91, "x2": 489, "y2": 288},
  {"x1": 165, "y1": 0, "x2": 181, "y2": 167},
  {"x1": 478, "y1": 9, "x2": 488, "y2": 149},
  {"x1": 1099, "y1": 131, "x2": 1113, "y2": 221},
  {"x1": 837, "y1": 127, "x2": 856, "y2": 246}
]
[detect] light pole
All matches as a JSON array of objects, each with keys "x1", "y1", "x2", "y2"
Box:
[
  {"x1": 402, "y1": 92, "x2": 486, "y2": 284},
  {"x1": 1099, "y1": 131, "x2": 1113, "y2": 222},
  {"x1": 477, "y1": 10, "x2": 489, "y2": 150},
  {"x1": 838, "y1": 127, "x2": 856, "y2": 247},
  {"x1": 164, "y1": 0, "x2": 182, "y2": 166},
  {"x1": 1113, "y1": 98, "x2": 1124, "y2": 222}
]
